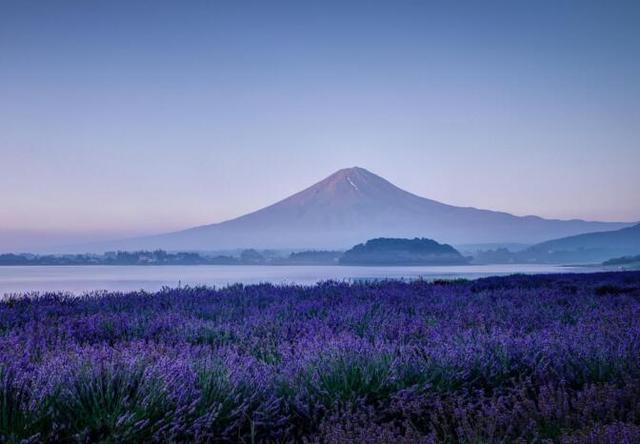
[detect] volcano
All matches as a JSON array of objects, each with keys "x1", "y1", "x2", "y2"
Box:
[{"x1": 86, "y1": 167, "x2": 631, "y2": 251}]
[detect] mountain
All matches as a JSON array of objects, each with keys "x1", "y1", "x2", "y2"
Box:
[
  {"x1": 603, "y1": 255, "x2": 640, "y2": 267},
  {"x1": 80, "y1": 167, "x2": 632, "y2": 252},
  {"x1": 340, "y1": 238, "x2": 468, "y2": 265},
  {"x1": 520, "y1": 223, "x2": 640, "y2": 263}
]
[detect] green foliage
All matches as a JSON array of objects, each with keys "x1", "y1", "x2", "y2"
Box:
[
  {"x1": 305, "y1": 354, "x2": 396, "y2": 407},
  {"x1": 51, "y1": 365, "x2": 171, "y2": 442},
  {"x1": 1, "y1": 368, "x2": 39, "y2": 443},
  {"x1": 193, "y1": 364, "x2": 241, "y2": 433}
]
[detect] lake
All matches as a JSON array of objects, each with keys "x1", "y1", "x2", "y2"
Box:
[{"x1": 0, "y1": 264, "x2": 600, "y2": 296}]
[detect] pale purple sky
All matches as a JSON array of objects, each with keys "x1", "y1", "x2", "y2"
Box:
[{"x1": 1, "y1": 1, "x2": 639, "y2": 250}]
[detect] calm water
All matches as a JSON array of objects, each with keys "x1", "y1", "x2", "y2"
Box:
[{"x1": 0, "y1": 264, "x2": 599, "y2": 296}]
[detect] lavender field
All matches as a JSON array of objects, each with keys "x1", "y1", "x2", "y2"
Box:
[{"x1": 2, "y1": 272, "x2": 640, "y2": 443}]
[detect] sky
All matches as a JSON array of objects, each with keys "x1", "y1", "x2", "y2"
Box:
[{"x1": 1, "y1": 0, "x2": 639, "y2": 250}]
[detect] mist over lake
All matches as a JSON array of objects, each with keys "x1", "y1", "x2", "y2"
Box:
[{"x1": 0, "y1": 264, "x2": 597, "y2": 296}]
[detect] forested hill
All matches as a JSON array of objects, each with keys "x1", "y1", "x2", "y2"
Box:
[{"x1": 340, "y1": 237, "x2": 469, "y2": 265}]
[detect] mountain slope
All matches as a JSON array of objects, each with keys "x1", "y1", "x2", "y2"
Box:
[
  {"x1": 82, "y1": 167, "x2": 632, "y2": 252},
  {"x1": 531, "y1": 223, "x2": 640, "y2": 250},
  {"x1": 519, "y1": 223, "x2": 640, "y2": 263}
]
